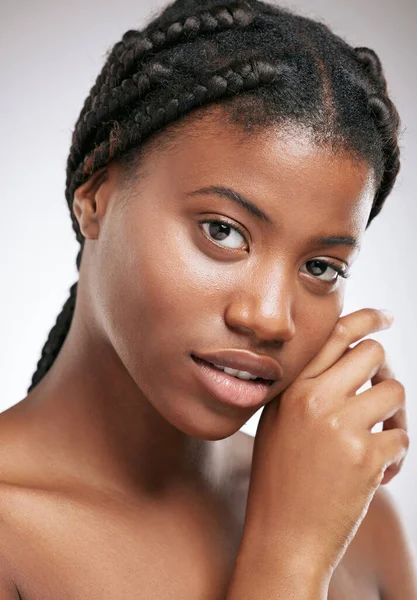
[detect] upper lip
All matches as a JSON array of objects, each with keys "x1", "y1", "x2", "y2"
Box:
[{"x1": 192, "y1": 349, "x2": 284, "y2": 382}]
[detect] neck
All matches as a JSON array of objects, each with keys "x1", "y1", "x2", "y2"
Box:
[{"x1": 22, "y1": 298, "x2": 225, "y2": 501}]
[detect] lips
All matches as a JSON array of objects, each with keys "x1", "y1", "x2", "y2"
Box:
[
  {"x1": 191, "y1": 349, "x2": 284, "y2": 382},
  {"x1": 191, "y1": 355, "x2": 276, "y2": 408}
]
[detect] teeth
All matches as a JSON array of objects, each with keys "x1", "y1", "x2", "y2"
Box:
[{"x1": 213, "y1": 364, "x2": 259, "y2": 380}]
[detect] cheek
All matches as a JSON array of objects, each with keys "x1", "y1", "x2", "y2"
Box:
[
  {"x1": 286, "y1": 292, "x2": 344, "y2": 383},
  {"x1": 94, "y1": 212, "x2": 221, "y2": 377}
]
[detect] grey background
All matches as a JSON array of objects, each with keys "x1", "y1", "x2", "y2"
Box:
[{"x1": 1, "y1": 0, "x2": 416, "y2": 557}]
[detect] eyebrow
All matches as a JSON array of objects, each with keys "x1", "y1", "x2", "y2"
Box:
[
  {"x1": 187, "y1": 185, "x2": 273, "y2": 226},
  {"x1": 187, "y1": 185, "x2": 360, "y2": 251}
]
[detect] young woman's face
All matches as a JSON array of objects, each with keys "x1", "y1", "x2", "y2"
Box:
[{"x1": 79, "y1": 111, "x2": 376, "y2": 439}]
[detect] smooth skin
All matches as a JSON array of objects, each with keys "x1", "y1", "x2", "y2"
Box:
[
  {"x1": 0, "y1": 107, "x2": 415, "y2": 598},
  {"x1": 228, "y1": 308, "x2": 414, "y2": 598}
]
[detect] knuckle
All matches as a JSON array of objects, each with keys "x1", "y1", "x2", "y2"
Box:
[
  {"x1": 359, "y1": 444, "x2": 383, "y2": 486},
  {"x1": 347, "y1": 435, "x2": 370, "y2": 467},
  {"x1": 332, "y1": 322, "x2": 350, "y2": 342},
  {"x1": 361, "y1": 338, "x2": 385, "y2": 361},
  {"x1": 281, "y1": 379, "x2": 308, "y2": 404},
  {"x1": 294, "y1": 383, "x2": 326, "y2": 421},
  {"x1": 280, "y1": 380, "x2": 313, "y2": 415},
  {"x1": 370, "y1": 464, "x2": 386, "y2": 488},
  {"x1": 326, "y1": 412, "x2": 346, "y2": 433},
  {"x1": 300, "y1": 393, "x2": 321, "y2": 420},
  {"x1": 384, "y1": 378, "x2": 406, "y2": 399},
  {"x1": 395, "y1": 379, "x2": 406, "y2": 398},
  {"x1": 398, "y1": 428, "x2": 410, "y2": 450}
]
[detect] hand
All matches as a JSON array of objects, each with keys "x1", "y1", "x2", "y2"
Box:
[{"x1": 242, "y1": 308, "x2": 409, "y2": 577}]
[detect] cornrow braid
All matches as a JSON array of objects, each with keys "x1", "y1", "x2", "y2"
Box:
[
  {"x1": 68, "y1": 58, "x2": 285, "y2": 203},
  {"x1": 28, "y1": 281, "x2": 78, "y2": 393},
  {"x1": 28, "y1": 0, "x2": 402, "y2": 392},
  {"x1": 365, "y1": 92, "x2": 400, "y2": 222},
  {"x1": 68, "y1": 1, "x2": 255, "y2": 174},
  {"x1": 73, "y1": 5, "x2": 229, "y2": 127},
  {"x1": 354, "y1": 46, "x2": 388, "y2": 94},
  {"x1": 352, "y1": 46, "x2": 400, "y2": 221}
]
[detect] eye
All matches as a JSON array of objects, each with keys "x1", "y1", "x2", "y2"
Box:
[
  {"x1": 199, "y1": 219, "x2": 248, "y2": 250},
  {"x1": 301, "y1": 259, "x2": 350, "y2": 282}
]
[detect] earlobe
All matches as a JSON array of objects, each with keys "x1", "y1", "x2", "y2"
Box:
[{"x1": 72, "y1": 168, "x2": 108, "y2": 240}]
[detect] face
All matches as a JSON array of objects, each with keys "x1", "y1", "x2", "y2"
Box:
[{"x1": 74, "y1": 109, "x2": 376, "y2": 440}]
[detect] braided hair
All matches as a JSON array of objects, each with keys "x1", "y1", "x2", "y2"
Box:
[{"x1": 28, "y1": 0, "x2": 401, "y2": 393}]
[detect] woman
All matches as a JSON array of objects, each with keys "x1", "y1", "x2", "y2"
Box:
[{"x1": 0, "y1": 0, "x2": 415, "y2": 598}]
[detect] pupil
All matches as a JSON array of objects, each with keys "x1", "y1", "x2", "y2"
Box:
[
  {"x1": 209, "y1": 223, "x2": 229, "y2": 240},
  {"x1": 309, "y1": 260, "x2": 326, "y2": 275}
]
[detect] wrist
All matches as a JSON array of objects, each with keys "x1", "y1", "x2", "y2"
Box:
[{"x1": 231, "y1": 524, "x2": 333, "y2": 597}]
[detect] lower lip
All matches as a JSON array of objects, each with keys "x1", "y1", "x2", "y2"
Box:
[{"x1": 191, "y1": 355, "x2": 273, "y2": 408}]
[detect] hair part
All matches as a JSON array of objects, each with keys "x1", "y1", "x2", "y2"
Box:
[{"x1": 28, "y1": 0, "x2": 401, "y2": 392}]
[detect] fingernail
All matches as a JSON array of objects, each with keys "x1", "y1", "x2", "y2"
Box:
[{"x1": 380, "y1": 309, "x2": 395, "y2": 323}]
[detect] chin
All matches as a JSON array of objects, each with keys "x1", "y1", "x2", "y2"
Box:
[{"x1": 150, "y1": 388, "x2": 252, "y2": 441}]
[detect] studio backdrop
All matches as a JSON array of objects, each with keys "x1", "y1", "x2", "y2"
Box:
[{"x1": 1, "y1": 0, "x2": 416, "y2": 556}]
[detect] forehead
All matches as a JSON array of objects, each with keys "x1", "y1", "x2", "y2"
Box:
[{"x1": 136, "y1": 110, "x2": 376, "y2": 237}]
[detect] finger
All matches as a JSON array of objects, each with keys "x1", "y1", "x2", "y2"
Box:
[
  {"x1": 380, "y1": 403, "x2": 408, "y2": 437},
  {"x1": 380, "y1": 452, "x2": 408, "y2": 485},
  {"x1": 314, "y1": 338, "x2": 391, "y2": 397},
  {"x1": 369, "y1": 358, "x2": 408, "y2": 437},
  {"x1": 344, "y1": 378, "x2": 405, "y2": 431},
  {"x1": 373, "y1": 368, "x2": 409, "y2": 485},
  {"x1": 379, "y1": 427, "x2": 409, "y2": 486},
  {"x1": 299, "y1": 308, "x2": 394, "y2": 380},
  {"x1": 371, "y1": 427, "x2": 410, "y2": 485}
]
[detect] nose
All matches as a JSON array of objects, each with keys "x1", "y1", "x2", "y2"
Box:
[{"x1": 224, "y1": 276, "x2": 296, "y2": 344}]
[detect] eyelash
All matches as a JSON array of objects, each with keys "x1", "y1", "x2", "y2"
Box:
[{"x1": 198, "y1": 218, "x2": 351, "y2": 281}]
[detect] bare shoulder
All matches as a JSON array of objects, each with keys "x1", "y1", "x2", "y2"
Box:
[
  {"x1": 364, "y1": 486, "x2": 417, "y2": 599},
  {"x1": 0, "y1": 401, "x2": 53, "y2": 489}
]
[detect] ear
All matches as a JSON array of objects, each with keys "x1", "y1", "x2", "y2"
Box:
[{"x1": 72, "y1": 167, "x2": 109, "y2": 239}]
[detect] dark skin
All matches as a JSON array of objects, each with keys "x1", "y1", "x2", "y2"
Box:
[{"x1": 0, "y1": 109, "x2": 415, "y2": 599}]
